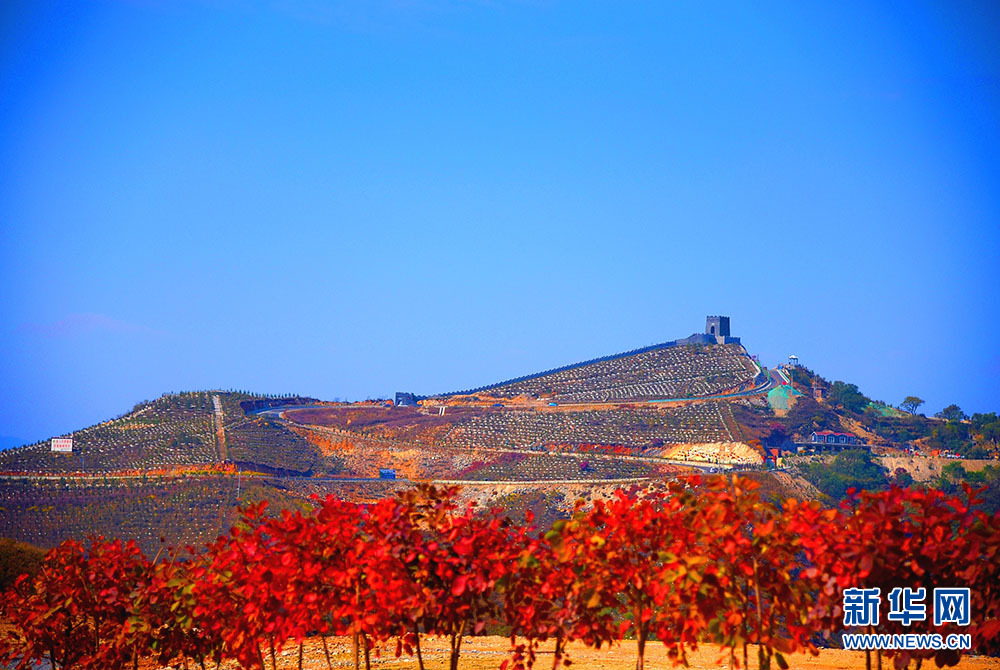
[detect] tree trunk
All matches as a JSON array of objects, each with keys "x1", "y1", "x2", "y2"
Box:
[
  {"x1": 552, "y1": 634, "x2": 564, "y2": 670},
  {"x1": 353, "y1": 632, "x2": 360, "y2": 670},
  {"x1": 322, "y1": 636, "x2": 334, "y2": 670},
  {"x1": 635, "y1": 616, "x2": 648, "y2": 670},
  {"x1": 94, "y1": 615, "x2": 102, "y2": 660},
  {"x1": 299, "y1": 642, "x2": 304, "y2": 670},
  {"x1": 753, "y1": 558, "x2": 768, "y2": 670},
  {"x1": 415, "y1": 630, "x2": 425, "y2": 670},
  {"x1": 448, "y1": 619, "x2": 467, "y2": 670},
  {"x1": 865, "y1": 625, "x2": 872, "y2": 670},
  {"x1": 362, "y1": 633, "x2": 372, "y2": 670},
  {"x1": 450, "y1": 629, "x2": 465, "y2": 670}
]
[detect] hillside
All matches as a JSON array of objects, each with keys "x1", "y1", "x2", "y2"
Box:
[
  {"x1": 0, "y1": 475, "x2": 238, "y2": 556},
  {"x1": 0, "y1": 391, "x2": 323, "y2": 476},
  {"x1": 435, "y1": 340, "x2": 760, "y2": 401},
  {"x1": 0, "y1": 392, "x2": 218, "y2": 473},
  {"x1": 285, "y1": 398, "x2": 760, "y2": 460},
  {"x1": 774, "y1": 366, "x2": 999, "y2": 459},
  {"x1": 1, "y1": 321, "x2": 997, "y2": 553}
]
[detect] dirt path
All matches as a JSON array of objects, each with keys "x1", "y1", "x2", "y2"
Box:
[
  {"x1": 281, "y1": 421, "x2": 727, "y2": 471},
  {"x1": 153, "y1": 635, "x2": 1000, "y2": 670},
  {"x1": 213, "y1": 394, "x2": 228, "y2": 461}
]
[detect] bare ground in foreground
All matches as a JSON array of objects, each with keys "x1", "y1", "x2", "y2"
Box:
[{"x1": 177, "y1": 635, "x2": 1000, "y2": 670}]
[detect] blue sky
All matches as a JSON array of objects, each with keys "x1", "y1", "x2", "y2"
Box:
[{"x1": 1, "y1": 1, "x2": 998, "y2": 445}]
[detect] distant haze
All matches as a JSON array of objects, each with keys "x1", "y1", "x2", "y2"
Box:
[{"x1": 1, "y1": 2, "x2": 998, "y2": 444}]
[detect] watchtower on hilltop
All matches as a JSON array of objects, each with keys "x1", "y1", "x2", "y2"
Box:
[{"x1": 706, "y1": 316, "x2": 731, "y2": 343}]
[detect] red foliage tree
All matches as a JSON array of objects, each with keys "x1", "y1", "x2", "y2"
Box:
[
  {"x1": 404, "y1": 486, "x2": 516, "y2": 670},
  {"x1": 698, "y1": 476, "x2": 830, "y2": 670},
  {"x1": 1, "y1": 477, "x2": 998, "y2": 670},
  {"x1": 803, "y1": 484, "x2": 1000, "y2": 670},
  {"x1": 0, "y1": 537, "x2": 150, "y2": 670}
]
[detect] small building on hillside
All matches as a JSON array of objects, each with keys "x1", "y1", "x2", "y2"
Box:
[
  {"x1": 378, "y1": 468, "x2": 397, "y2": 480},
  {"x1": 810, "y1": 431, "x2": 866, "y2": 446},
  {"x1": 811, "y1": 381, "x2": 826, "y2": 402},
  {"x1": 394, "y1": 392, "x2": 419, "y2": 406},
  {"x1": 786, "y1": 431, "x2": 868, "y2": 454}
]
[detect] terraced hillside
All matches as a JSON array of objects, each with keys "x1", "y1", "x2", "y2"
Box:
[
  {"x1": 291, "y1": 426, "x2": 690, "y2": 481},
  {"x1": 0, "y1": 476, "x2": 237, "y2": 555},
  {"x1": 442, "y1": 342, "x2": 758, "y2": 401},
  {"x1": 216, "y1": 395, "x2": 321, "y2": 474},
  {"x1": 0, "y1": 333, "x2": 779, "y2": 553},
  {"x1": 286, "y1": 398, "x2": 760, "y2": 455},
  {"x1": 0, "y1": 392, "x2": 218, "y2": 473},
  {"x1": 0, "y1": 472, "x2": 678, "y2": 553},
  {"x1": 0, "y1": 392, "x2": 323, "y2": 475}
]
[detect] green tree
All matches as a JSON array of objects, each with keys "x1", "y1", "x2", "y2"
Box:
[
  {"x1": 927, "y1": 421, "x2": 975, "y2": 456},
  {"x1": 784, "y1": 396, "x2": 839, "y2": 436},
  {"x1": 828, "y1": 381, "x2": 869, "y2": 414},
  {"x1": 971, "y1": 413, "x2": 1000, "y2": 451},
  {"x1": 936, "y1": 404, "x2": 967, "y2": 422},
  {"x1": 941, "y1": 461, "x2": 967, "y2": 481},
  {"x1": 891, "y1": 467, "x2": 914, "y2": 488},
  {"x1": 901, "y1": 396, "x2": 924, "y2": 414},
  {"x1": 802, "y1": 449, "x2": 888, "y2": 500}
]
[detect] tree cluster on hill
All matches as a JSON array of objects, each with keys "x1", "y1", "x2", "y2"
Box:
[
  {"x1": 799, "y1": 449, "x2": 889, "y2": 502},
  {"x1": 785, "y1": 367, "x2": 997, "y2": 457},
  {"x1": 971, "y1": 412, "x2": 1000, "y2": 453},
  {"x1": 921, "y1": 411, "x2": 999, "y2": 459},
  {"x1": 860, "y1": 410, "x2": 933, "y2": 445},
  {"x1": 936, "y1": 404, "x2": 967, "y2": 421},
  {"x1": 783, "y1": 396, "x2": 841, "y2": 437},
  {"x1": 827, "y1": 381, "x2": 870, "y2": 414},
  {"x1": 932, "y1": 462, "x2": 1000, "y2": 516},
  {"x1": 928, "y1": 420, "x2": 974, "y2": 455}
]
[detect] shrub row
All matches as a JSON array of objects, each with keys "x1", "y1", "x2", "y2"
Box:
[{"x1": 1, "y1": 476, "x2": 998, "y2": 670}]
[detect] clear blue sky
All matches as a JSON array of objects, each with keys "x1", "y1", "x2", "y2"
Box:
[{"x1": 2, "y1": 1, "x2": 998, "y2": 446}]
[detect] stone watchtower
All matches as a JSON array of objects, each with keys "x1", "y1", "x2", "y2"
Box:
[{"x1": 705, "y1": 316, "x2": 731, "y2": 343}]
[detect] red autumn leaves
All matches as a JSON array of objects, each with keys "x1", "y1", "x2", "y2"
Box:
[{"x1": 1, "y1": 476, "x2": 998, "y2": 670}]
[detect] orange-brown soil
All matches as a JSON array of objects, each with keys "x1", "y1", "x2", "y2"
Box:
[{"x1": 151, "y1": 635, "x2": 1000, "y2": 670}]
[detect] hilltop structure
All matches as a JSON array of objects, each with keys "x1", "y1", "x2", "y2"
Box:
[{"x1": 671, "y1": 315, "x2": 741, "y2": 347}]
